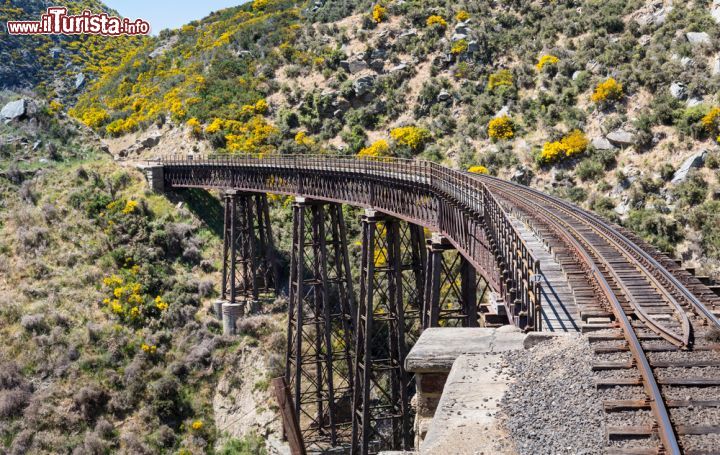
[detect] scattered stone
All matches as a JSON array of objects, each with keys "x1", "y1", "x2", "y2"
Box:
[
  {"x1": 510, "y1": 166, "x2": 533, "y2": 186},
  {"x1": 451, "y1": 33, "x2": 468, "y2": 42},
  {"x1": 148, "y1": 36, "x2": 179, "y2": 58},
  {"x1": 370, "y1": 48, "x2": 386, "y2": 60},
  {"x1": 348, "y1": 59, "x2": 368, "y2": 74},
  {"x1": 638, "y1": 35, "x2": 651, "y2": 46},
  {"x1": 712, "y1": 56, "x2": 720, "y2": 76},
  {"x1": 389, "y1": 63, "x2": 408, "y2": 73},
  {"x1": 399, "y1": 29, "x2": 417, "y2": 38},
  {"x1": 686, "y1": 32, "x2": 711, "y2": 45},
  {"x1": 74, "y1": 72, "x2": 86, "y2": 90},
  {"x1": 353, "y1": 75, "x2": 375, "y2": 97},
  {"x1": 497, "y1": 336, "x2": 605, "y2": 454},
  {"x1": 369, "y1": 59, "x2": 384, "y2": 72},
  {"x1": 614, "y1": 199, "x2": 630, "y2": 216},
  {"x1": 467, "y1": 40, "x2": 480, "y2": 53},
  {"x1": 585, "y1": 60, "x2": 600, "y2": 73},
  {"x1": 454, "y1": 22, "x2": 471, "y2": 35},
  {"x1": 606, "y1": 129, "x2": 637, "y2": 147},
  {"x1": 494, "y1": 105, "x2": 510, "y2": 118},
  {"x1": 571, "y1": 70, "x2": 583, "y2": 80},
  {"x1": 591, "y1": 137, "x2": 616, "y2": 151},
  {"x1": 713, "y1": 6, "x2": 720, "y2": 24},
  {"x1": 671, "y1": 150, "x2": 707, "y2": 184},
  {"x1": 49, "y1": 48, "x2": 61, "y2": 59},
  {"x1": 0, "y1": 99, "x2": 26, "y2": 120},
  {"x1": 670, "y1": 81, "x2": 687, "y2": 99},
  {"x1": 437, "y1": 90, "x2": 451, "y2": 102},
  {"x1": 141, "y1": 133, "x2": 162, "y2": 149},
  {"x1": 687, "y1": 98, "x2": 703, "y2": 108}
]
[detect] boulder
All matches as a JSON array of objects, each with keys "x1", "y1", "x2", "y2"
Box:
[
  {"x1": 141, "y1": 133, "x2": 162, "y2": 149},
  {"x1": 467, "y1": 40, "x2": 480, "y2": 53},
  {"x1": 614, "y1": 200, "x2": 630, "y2": 216},
  {"x1": 671, "y1": 150, "x2": 707, "y2": 184},
  {"x1": 353, "y1": 75, "x2": 375, "y2": 97},
  {"x1": 606, "y1": 130, "x2": 637, "y2": 147},
  {"x1": 50, "y1": 48, "x2": 61, "y2": 59},
  {"x1": 74, "y1": 72, "x2": 86, "y2": 90},
  {"x1": 591, "y1": 137, "x2": 616, "y2": 151},
  {"x1": 389, "y1": 63, "x2": 408, "y2": 73},
  {"x1": 454, "y1": 23, "x2": 471, "y2": 35},
  {"x1": 494, "y1": 105, "x2": 510, "y2": 118},
  {"x1": 638, "y1": 35, "x2": 651, "y2": 46},
  {"x1": 571, "y1": 70, "x2": 583, "y2": 80},
  {"x1": 450, "y1": 33, "x2": 468, "y2": 42},
  {"x1": 0, "y1": 99, "x2": 26, "y2": 120},
  {"x1": 712, "y1": 56, "x2": 720, "y2": 76},
  {"x1": 348, "y1": 60, "x2": 369, "y2": 74},
  {"x1": 437, "y1": 90, "x2": 452, "y2": 102},
  {"x1": 686, "y1": 98, "x2": 702, "y2": 107},
  {"x1": 510, "y1": 166, "x2": 533, "y2": 186},
  {"x1": 713, "y1": 6, "x2": 720, "y2": 24},
  {"x1": 669, "y1": 81, "x2": 687, "y2": 99},
  {"x1": 369, "y1": 59, "x2": 384, "y2": 73},
  {"x1": 370, "y1": 48, "x2": 387, "y2": 60},
  {"x1": 399, "y1": 29, "x2": 418, "y2": 38},
  {"x1": 686, "y1": 32, "x2": 711, "y2": 45}
]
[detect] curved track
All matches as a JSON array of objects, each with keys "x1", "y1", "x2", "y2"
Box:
[{"x1": 157, "y1": 154, "x2": 720, "y2": 454}]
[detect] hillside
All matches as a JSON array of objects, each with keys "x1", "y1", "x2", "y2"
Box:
[
  {"x1": 0, "y1": 0, "x2": 144, "y2": 102},
  {"x1": 63, "y1": 0, "x2": 720, "y2": 279},
  {"x1": 1, "y1": 0, "x2": 720, "y2": 452},
  {"x1": 0, "y1": 97, "x2": 288, "y2": 452}
]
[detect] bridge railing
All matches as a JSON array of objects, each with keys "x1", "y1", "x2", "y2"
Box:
[{"x1": 156, "y1": 153, "x2": 541, "y2": 331}]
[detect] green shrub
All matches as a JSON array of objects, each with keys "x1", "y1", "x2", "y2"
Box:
[
  {"x1": 576, "y1": 159, "x2": 604, "y2": 181},
  {"x1": 672, "y1": 171, "x2": 708, "y2": 206},
  {"x1": 625, "y1": 209, "x2": 683, "y2": 254}
]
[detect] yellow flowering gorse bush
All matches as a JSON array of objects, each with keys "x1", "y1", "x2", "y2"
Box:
[
  {"x1": 701, "y1": 107, "x2": 720, "y2": 133},
  {"x1": 456, "y1": 10, "x2": 470, "y2": 21},
  {"x1": 591, "y1": 78, "x2": 623, "y2": 104},
  {"x1": 488, "y1": 116, "x2": 514, "y2": 140},
  {"x1": 487, "y1": 70, "x2": 513, "y2": 91},
  {"x1": 372, "y1": 4, "x2": 387, "y2": 23},
  {"x1": 451, "y1": 39, "x2": 469, "y2": 55},
  {"x1": 539, "y1": 130, "x2": 589, "y2": 164},
  {"x1": 536, "y1": 54, "x2": 559, "y2": 71},
  {"x1": 426, "y1": 15, "x2": 448, "y2": 28},
  {"x1": 358, "y1": 139, "x2": 390, "y2": 157},
  {"x1": 390, "y1": 126, "x2": 431, "y2": 151},
  {"x1": 468, "y1": 165, "x2": 489, "y2": 174}
]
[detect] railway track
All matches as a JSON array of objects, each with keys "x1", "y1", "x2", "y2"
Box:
[{"x1": 481, "y1": 177, "x2": 720, "y2": 454}]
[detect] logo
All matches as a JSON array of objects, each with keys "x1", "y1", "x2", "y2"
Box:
[{"x1": 6, "y1": 7, "x2": 150, "y2": 36}]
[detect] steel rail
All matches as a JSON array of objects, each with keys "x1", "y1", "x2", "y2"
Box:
[
  {"x1": 486, "y1": 181, "x2": 691, "y2": 348},
  {"x1": 484, "y1": 185, "x2": 681, "y2": 454},
  {"x1": 476, "y1": 173, "x2": 720, "y2": 333}
]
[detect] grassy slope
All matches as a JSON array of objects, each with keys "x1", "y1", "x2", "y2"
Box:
[{"x1": 0, "y1": 105, "x2": 286, "y2": 453}]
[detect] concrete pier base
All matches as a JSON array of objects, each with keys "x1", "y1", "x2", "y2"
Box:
[
  {"x1": 222, "y1": 303, "x2": 242, "y2": 335},
  {"x1": 213, "y1": 299, "x2": 226, "y2": 320},
  {"x1": 405, "y1": 327, "x2": 527, "y2": 452}
]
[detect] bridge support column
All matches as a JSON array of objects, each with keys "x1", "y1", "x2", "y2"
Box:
[
  {"x1": 422, "y1": 234, "x2": 488, "y2": 329},
  {"x1": 352, "y1": 210, "x2": 412, "y2": 454},
  {"x1": 285, "y1": 198, "x2": 355, "y2": 450},
  {"x1": 221, "y1": 190, "x2": 280, "y2": 313}
]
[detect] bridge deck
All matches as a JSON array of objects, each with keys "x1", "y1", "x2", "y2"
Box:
[{"x1": 511, "y1": 218, "x2": 580, "y2": 332}]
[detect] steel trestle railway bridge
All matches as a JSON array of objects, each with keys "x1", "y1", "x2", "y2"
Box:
[{"x1": 147, "y1": 154, "x2": 720, "y2": 455}]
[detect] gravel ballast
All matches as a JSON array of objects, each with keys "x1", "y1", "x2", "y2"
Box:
[{"x1": 495, "y1": 335, "x2": 605, "y2": 454}]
